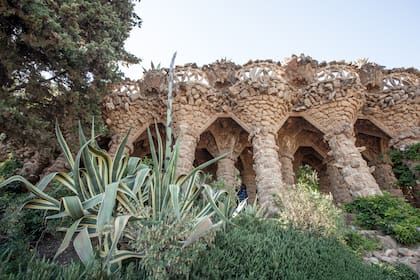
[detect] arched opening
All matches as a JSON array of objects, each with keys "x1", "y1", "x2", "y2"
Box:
[
  {"x1": 355, "y1": 119, "x2": 398, "y2": 194},
  {"x1": 131, "y1": 123, "x2": 173, "y2": 159},
  {"x1": 277, "y1": 116, "x2": 328, "y2": 185},
  {"x1": 195, "y1": 117, "x2": 251, "y2": 193},
  {"x1": 293, "y1": 146, "x2": 331, "y2": 195}
]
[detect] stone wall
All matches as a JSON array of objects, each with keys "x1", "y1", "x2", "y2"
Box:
[{"x1": 102, "y1": 55, "x2": 420, "y2": 215}]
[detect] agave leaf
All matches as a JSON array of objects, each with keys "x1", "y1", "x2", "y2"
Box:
[
  {"x1": 54, "y1": 218, "x2": 83, "y2": 259},
  {"x1": 55, "y1": 122, "x2": 75, "y2": 168},
  {"x1": 61, "y1": 196, "x2": 85, "y2": 219},
  {"x1": 73, "y1": 227, "x2": 94, "y2": 267},
  {"x1": 108, "y1": 250, "x2": 144, "y2": 265},
  {"x1": 55, "y1": 172, "x2": 78, "y2": 195},
  {"x1": 23, "y1": 198, "x2": 60, "y2": 211},
  {"x1": 0, "y1": 176, "x2": 60, "y2": 206},
  {"x1": 169, "y1": 184, "x2": 181, "y2": 220},
  {"x1": 179, "y1": 153, "x2": 228, "y2": 185},
  {"x1": 73, "y1": 140, "x2": 96, "y2": 199},
  {"x1": 105, "y1": 215, "x2": 132, "y2": 265},
  {"x1": 202, "y1": 185, "x2": 233, "y2": 225},
  {"x1": 97, "y1": 182, "x2": 119, "y2": 237},
  {"x1": 112, "y1": 129, "x2": 131, "y2": 182},
  {"x1": 127, "y1": 157, "x2": 141, "y2": 175},
  {"x1": 82, "y1": 193, "x2": 104, "y2": 210},
  {"x1": 182, "y1": 217, "x2": 213, "y2": 247},
  {"x1": 87, "y1": 144, "x2": 112, "y2": 186},
  {"x1": 46, "y1": 211, "x2": 69, "y2": 220},
  {"x1": 132, "y1": 167, "x2": 150, "y2": 199}
]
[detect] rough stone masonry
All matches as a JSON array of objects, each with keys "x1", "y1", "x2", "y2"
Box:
[{"x1": 102, "y1": 55, "x2": 420, "y2": 215}]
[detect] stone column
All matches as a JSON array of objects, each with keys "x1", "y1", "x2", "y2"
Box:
[
  {"x1": 325, "y1": 125, "x2": 382, "y2": 200},
  {"x1": 176, "y1": 132, "x2": 198, "y2": 176},
  {"x1": 216, "y1": 156, "x2": 237, "y2": 189},
  {"x1": 325, "y1": 157, "x2": 352, "y2": 203},
  {"x1": 252, "y1": 130, "x2": 283, "y2": 215},
  {"x1": 279, "y1": 152, "x2": 295, "y2": 185}
]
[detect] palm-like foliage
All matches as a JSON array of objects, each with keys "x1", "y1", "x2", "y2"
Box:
[{"x1": 0, "y1": 53, "x2": 235, "y2": 273}]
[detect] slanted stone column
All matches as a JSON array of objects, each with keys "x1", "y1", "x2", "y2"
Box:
[
  {"x1": 325, "y1": 125, "x2": 382, "y2": 200},
  {"x1": 176, "y1": 131, "x2": 198, "y2": 176},
  {"x1": 325, "y1": 157, "x2": 352, "y2": 203},
  {"x1": 279, "y1": 152, "x2": 295, "y2": 185},
  {"x1": 252, "y1": 130, "x2": 283, "y2": 215},
  {"x1": 216, "y1": 156, "x2": 237, "y2": 189}
]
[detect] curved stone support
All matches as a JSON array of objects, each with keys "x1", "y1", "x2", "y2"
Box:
[
  {"x1": 176, "y1": 132, "x2": 198, "y2": 176},
  {"x1": 325, "y1": 158, "x2": 352, "y2": 203},
  {"x1": 252, "y1": 131, "x2": 283, "y2": 215},
  {"x1": 279, "y1": 153, "x2": 295, "y2": 185},
  {"x1": 216, "y1": 157, "x2": 237, "y2": 189},
  {"x1": 325, "y1": 126, "x2": 382, "y2": 200}
]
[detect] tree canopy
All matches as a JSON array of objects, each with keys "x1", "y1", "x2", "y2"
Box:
[{"x1": 0, "y1": 0, "x2": 141, "y2": 146}]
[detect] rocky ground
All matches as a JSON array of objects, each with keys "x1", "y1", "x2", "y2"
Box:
[{"x1": 359, "y1": 230, "x2": 420, "y2": 275}]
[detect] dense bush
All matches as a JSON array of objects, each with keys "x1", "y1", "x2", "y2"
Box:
[
  {"x1": 0, "y1": 251, "x2": 147, "y2": 280},
  {"x1": 190, "y1": 215, "x2": 416, "y2": 280},
  {"x1": 390, "y1": 143, "x2": 420, "y2": 206},
  {"x1": 278, "y1": 169, "x2": 345, "y2": 238},
  {"x1": 345, "y1": 193, "x2": 420, "y2": 245},
  {"x1": 0, "y1": 156, "x2": 23, "y2": 190}
]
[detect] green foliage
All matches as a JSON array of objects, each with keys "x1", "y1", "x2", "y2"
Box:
[
  {"x1": 190, "y1": 215, "x2": 412, "y2": 280},
  {"x1": 390, "y1": 143, "x2": 420, "y2": 188},
  {"x1": 129, "y1": 210, "x2": 214, "y2": 279},
  {"x1": 296, "y1": 164, "x2": 320, "y2": 191},
  {"x1": 0, "y1": 251, "x2": 147, "y2": 280},
  {"x1": 0, "y1": 155, "x2": 23, "y2": 189},
  {"x1": 346, "y1": 193, "x2": 420, "y2": 245},
  {"x1": 0, "y1": 0, "x2": 141, "y2": 148},
  {"x1": 278, "y1": 183, "x2": 345, "y2": 238},
  {"x1": 0, "y1": 54, "x2": 235, "y2": 277},
  {"x1": 0, "y1": 191, "x2": 43, "y2": 254},
  {"x1": 343, "y1": 230, "x2": 382, "y2": 255},
  {"x1": 0, "y1": 155, "x2": 22, "y2": 179}
]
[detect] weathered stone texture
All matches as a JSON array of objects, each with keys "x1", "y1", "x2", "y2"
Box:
[{"x1": 102, "y1": 56, "x2": 420, "y2": 213}]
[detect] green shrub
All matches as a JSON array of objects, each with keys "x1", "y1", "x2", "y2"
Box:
[
  {"x1": 343, "y1": 230, "x2": 382, "y2": 255},
  {"x1": 0, "y1": 251, "x2": 147, "y2": 280},
  {"x1": 296, "y1": 164, "x2": 320, "y2": 192},
  {"x1": 0, "y1": 54, "x2": 235, "y2": 276},
  {"x1": 190, "y1": 215, "x2": 413, "y2": 280},
  {"x1": 390, "y1": 143, "x2": 419, "y2": 189},
  {"x1": 345, "y1": 193, "x2": 420, "y2": 245},
  {"x1": 278, "y1": 183, "x2": 345, "y2": 238},
  {"x1": 0, "y1": 156, "x2": 23, "y2": 190}
]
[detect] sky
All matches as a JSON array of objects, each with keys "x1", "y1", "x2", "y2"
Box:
[{"x1": 122, "y1": 0, "x2": 420, "y2": 79}]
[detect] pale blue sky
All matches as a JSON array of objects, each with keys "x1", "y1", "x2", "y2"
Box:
[{"x1": 122, "y1": 0, "x2": 420, "y2": 79}]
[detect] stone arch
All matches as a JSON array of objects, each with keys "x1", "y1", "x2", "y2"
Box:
[
  {"x1": 277, "y1": 116, "x2": 328, "y2": 185},
  {"x1": 354, "y1": 119, "x2": 399, "y2": 194},
  {"x1": 195, "y1": 117, "x2": 251, "y2": 189},
  {"x1": 131, "y1": 123, "x2": 172, "y2": 158}
]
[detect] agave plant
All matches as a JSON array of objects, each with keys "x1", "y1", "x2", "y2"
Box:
[{"x1": 0, "y1": 53, "x2": 236, "y2": 274}]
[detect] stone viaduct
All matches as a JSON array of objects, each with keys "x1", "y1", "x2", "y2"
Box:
[{"x1": 102, "y1": 55, "x2": 420, "y2": 214}]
